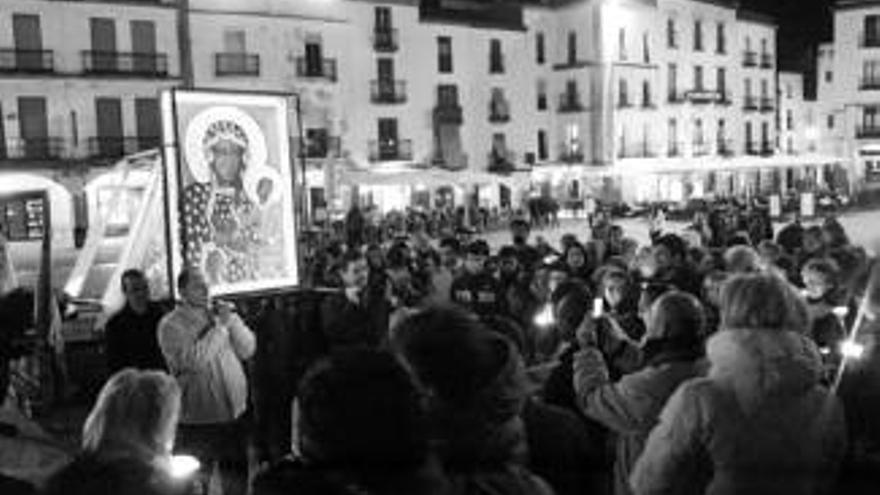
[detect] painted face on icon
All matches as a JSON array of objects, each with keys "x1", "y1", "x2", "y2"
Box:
[{"x1": 211, "y1": 140, "x2": 246, "y2": 185}]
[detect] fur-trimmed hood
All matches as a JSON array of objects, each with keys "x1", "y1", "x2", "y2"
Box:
[{"x1": 706, "y1": 329, "x2": 824, "y2": 414}]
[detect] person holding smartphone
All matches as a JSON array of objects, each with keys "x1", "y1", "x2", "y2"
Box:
[
  {"x1": 573, "y1": 291, "x2": 707, "y2": 495},
  {"x1": 157, "y1": 269, "x2": 256, "y2": 495}
]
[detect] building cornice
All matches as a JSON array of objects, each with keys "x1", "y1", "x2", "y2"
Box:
[
  {"x1": 187, "y1": 8, "x2": 348, "y2": 25},
  {"x1": 835, "y1": 0, "x2": 880, "y2": 11},
  {"x1": 736, "y1": 9, "x2": 777, "y2": 27},
  {"x1": 40, "y1": 0, "x2": 177, "y2": 9}
]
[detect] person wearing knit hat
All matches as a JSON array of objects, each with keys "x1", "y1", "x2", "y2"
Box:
[{"x1": 392, "y1": 306, "x2": 553, "y2": 495}]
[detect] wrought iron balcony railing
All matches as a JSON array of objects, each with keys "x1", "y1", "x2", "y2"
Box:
[
  {"x1": 0, "y1": 48, "x2": 54, "y2": 73},
  {"x1": 743, "y1": 51, "x2": 757, "y2": 67},
  {"x1": 373, "y1": 28, "x2": 399, "y2": 52},
  {"x1": 370, "y1": 80, "x2": 407, "y2": 104},
  {"x1": 296, "y1": 57, "x2": 338, "y2": 82},
  {"x1": 81, "y1": 51, "x2": 169, "y2": 76},
  {"x1": 1, "y1": 137, "x2": 65, "y2": 160},
  {"x1": 296, "y1": 136, "x2": 341, "y2": 158},
  {"x1": 87, "y1": 136, "x2": 159, "y2": 158},
  {"x1": 215, "y1": 53, "x2": 260, "y2": 76},
  {"x1": 368, "y1": 139, "x2": 413, "y2": 162}
]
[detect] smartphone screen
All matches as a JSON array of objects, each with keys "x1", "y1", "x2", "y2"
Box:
[{"x1": 592, "y1": 297, "x2": 604, "y2": 318}]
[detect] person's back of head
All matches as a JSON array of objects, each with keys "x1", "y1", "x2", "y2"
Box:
[
  {"x1": 297, "y1": 350, "x2": 428, "y2": 472},
  {"x1": 724, "y1": 245, "x2": 762, "y2": 274},
  {"x1": 719, "y1": 273, "x2": 807, "y2": 333},
  {"x1": 643, "y1": 291, "x2": 706, "y2": 357},
  {"x1": 82, "y1": 369, "x2": 180, "y2": 461}
]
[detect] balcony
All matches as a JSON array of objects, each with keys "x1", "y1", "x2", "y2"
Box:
[
  {"x1": 370, "y1": 80, "x2": 407, "y2": 104},
  {"x1": 87, "y1": 136, "x2": 158, "y2": 158},
  {"x1": 861, "y1": 78, "x2": 880, "y2": 90},
  {"x1": 558, "y1": 93, "x2": 586, "y2": 113},
  {"x1": 368, "y1": 139, "x2": 413, "y2": 162},
  {"x1": 717, "y1": 140, "x2": 734, "y2": 157},
  {"x1": 743, "y1": 96, "x2": 759, "y2": 111},
  {"x1": 715, "y1": 92, "x2": 733, "y2": 106},
  {"x1": 618, "y1": 144, "x2": 658, "y2": 159},
  {"x1": 0, "y1": 49, "x2": 54, "y2": 73},
  {"x1": 760, "y1": 97, "x2": 775, "y2": 113},
  {"x1": 1, "y1": 137, "x2": 65, "y2": 160},
  {"x1": 559, "y1": 144, "x2": 585, "y2": 164},
  {"x1": 743, "y1": 51, "x2": 757, "y2": 67},
  {"x1": 373, "y1": 28, "x2": 399, "y2": 52},
  {"x1": 432, "y1": 152, "x2": 469, "y2": 171},
  {"x1": 617, "y1": 99, "x2": 634, "y2": 110},
  {"x1": 667, "y1": 92, "x2": 686, "y2": 104},
  {"x1": 857, "y1": 125, "x2": 880, "y2": 139},
  {"x1": 488, "y1": 149, "x2": 516, "y2": 173},
  {"x1": 641, "y1": 99, "x2": 657, "y2": 110},
  {"x1": 215, "y1": 53, "x2": 260, "y2": 76},
  {"x1": 297, "y1": 136, "x2": 341, "y2": 158},
  {"x1": 692, "y1": 142, "x2": 711, "y2": 157},
  {"x1": 81, "y1": 51, "x2": 168, "y2": 77},
  {"x1": 434, "y1": 102, "x2": 463, "y2": 125},
  {"x1": 685, "y1": 89, "x2": 721, "y2": 105},
  {"x1": 760, "y1": 53, "x2": 774, "y2": 69},
  {"x1": 296, "y1": 57, "x2": 338, "y2": 82},
  {"x1": 745, "y1": 142, "x2": 759, "y2": 155},
  {"x1": 760, "y1": 142, "x2": 774, "y2": 156},
  {"x1": 489, "y1": 111, "x2": 511, "y2": 123},
  {"x1": 861, "y1": 33, "x2": 880, "y2": 48}
]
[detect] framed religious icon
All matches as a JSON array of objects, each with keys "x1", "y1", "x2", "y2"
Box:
[{"x1": 161, "y1": 89, "x2": 300, "y2": 298}]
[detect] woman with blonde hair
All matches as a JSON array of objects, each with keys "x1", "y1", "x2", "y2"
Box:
[
  {"x1": 631, "y1": 274, "x2": 847, "y2": 495},
  {"x1": 45, "y1": 369, "x2": 184, "y2": 495}
]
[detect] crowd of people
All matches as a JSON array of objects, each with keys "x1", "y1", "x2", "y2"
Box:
[{"x1": 2, "y1": 204, "x2": 880, "y2": 495}]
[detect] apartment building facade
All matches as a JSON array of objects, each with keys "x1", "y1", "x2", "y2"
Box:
[
  {"x1": 1, "y1": 0, "x2": 792, "y2": 242},
  {"x1": 0, "y1": 0, "x2": 181, "y2": 247}
]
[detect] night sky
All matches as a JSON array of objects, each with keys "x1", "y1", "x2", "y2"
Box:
[{"x1": 740, "y1": 0, "x2": 833, "y2": 73}]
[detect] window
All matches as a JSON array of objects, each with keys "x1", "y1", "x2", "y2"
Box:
[
  {"x1": 866, "y1": 15, "x2": 880, "y2": 42},
  {"x1": 489, "y1": 39, "x2": 503, "y2": 73},
  {"x1": 619, "y1": 79, "x2": 629, "y2": 106},
  {"x1": 438, "y1": 36, "x2": 452, "y2": 73},
  {"x1": 538, "y1": 130, "x2": 548, "y2": 160},
  {"x1": 863, "y1": 106, "x2": 880, "y2": 128},
  {"x1": 643, "y1": 32, "x2": 650, "y2": 63},
  {"x1": 863, "y1": 60, "x2": 880, "y2": 84},
  {"x1": 717, "y1": 67, "x2": 726, "y2": 95},
  {"x1": 642, "y1": 80, "x2": 651, "y2": 107},
  {"x1": 537, "y1": 79, "x2": 547, "y2": 110},
  {"x1": 825, "y1": 71, "x2": 832, "y2": 83},
  {"x1": 716, "y1": 22, "x2": 726, "y2": 54},
  {"x1": 694, "y1": 118, "x2": 704, "y2": 146},
  {"x1": 760, "y1": 79, "x2": 768, "y2": 98},
  {"x1": 668, "y1": 118, "x2": 678, "y2": 152},
  {"x1": 745, "y1": 78, "x2": 753, "y2": 97},
  {"x1": 668, "y1": 63, "x2": 677, "y2": 99},
  {"x1": 375, "y1": 6, "x2": 392, "y2": 30},
  {"x1": 761, "y1": 121, "x2": 769, "y2": 145},
  {"x1": 717, "y1": 118, "x2": 726, "y2": 141},
  {"x1": 619, "y1": 28, "x2": 627, "y2": 60},
  {"x1": 490, "y1": 88, "x2": 508, "y2": 118},
  {"x1": 787, "y1": 110, "x2": 793, "y2": 130},
  {"x1": 537, "y1": 32, "x2": 546, "y2": 64},
  {"x1": 694, "y1": 20, "x2": 703, "y2": 51},
  {"x1": 305, "y1": 41, "x2": 323, "y2": 74},
  {"x1": 760, "y1": 38, "x2": 768, "y2": 55},
  {"x1": 567, "y1": 31, "x2": 576, "y2": 64},
  {"x1": 694, "y1": 65, "x2": 703, "y2": 90},
  {"x1": 828, "y1": 114, "x2": 835, "y2": 129},
  {"x1": 438, "y1": 84, "x2": 458, "y2": 106},
  {"x1": 746, "y1": 122, "x2": 754, "y2": 146},
  {"x1": 667, "y1": 18, "x2": 677, "y2": 48}
]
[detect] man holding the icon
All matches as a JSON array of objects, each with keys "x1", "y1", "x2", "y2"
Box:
[{"x1": 157, "y1": 268, "x2": 256, "y2": 495}]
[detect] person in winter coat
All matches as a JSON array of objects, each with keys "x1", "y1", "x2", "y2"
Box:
[
  {"x1": 252, "y1": 349, "x2": 449, "y2": 495},
  {"x1": 574, "y1": 291, "x2": 707, "y2": 495},
  {"x1": 391, "y1": 306, "x2": 554, "y2": 495},
  {"x1": 630, "y1": 273, "x2": 847, "y2": 495}
]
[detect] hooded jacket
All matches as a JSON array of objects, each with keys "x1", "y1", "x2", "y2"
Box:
[{"x1": 630, "y1": 329, "x2": 847, "y2": 495}]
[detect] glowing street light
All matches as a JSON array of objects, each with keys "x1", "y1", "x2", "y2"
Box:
[
  {"x1": 840, "y1": 340, "x2": 866, "y2": 360},
  {"x1": 169, "y1": 455, "x2": 201, "y2": 480}
]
